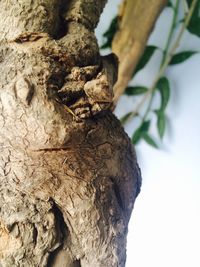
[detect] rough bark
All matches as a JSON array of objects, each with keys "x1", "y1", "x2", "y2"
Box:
[
  {"x1": 112, "y1": 0, "x2": 167, "y2": 103},
  {"x1": 0, "y1": 1, "x2": 141, "y2": 267}
]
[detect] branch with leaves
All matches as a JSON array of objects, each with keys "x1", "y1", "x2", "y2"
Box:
[{"x1": 101, "y1": 0, "x2": 200, "y2": 148}]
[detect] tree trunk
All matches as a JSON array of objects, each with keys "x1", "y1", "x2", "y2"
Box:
[{"x1": 0, "y1": 1, "x2": 141, "y2": 266}]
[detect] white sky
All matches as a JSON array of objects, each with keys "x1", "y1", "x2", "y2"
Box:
[{"x1": 96, "y1": 1, "x2": 200, "y2": 266}]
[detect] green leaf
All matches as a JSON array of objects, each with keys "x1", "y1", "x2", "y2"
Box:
[
  {"x1": 142, "y1": 133, "x2": 158, "y2": 148},
  {"x1": 131, "y1": 120, "x2": 150, "y2": 144},
  {"x1": 134, "y1": 46, "x2": 157, "y2": 74},
  {"x1": 101, "y1": 16, "x2": 118, "y2": 49},
  {"x1": 140, "y1": 120, "x2": 150, "y2": 132},
  {"x1": 125, "y1": 86, "x2": 148, "y2": 96},
  {"x1": 132, "y1": 128, "x2": 143, "y2": 144},
  {"x1": 120, "y1": 112, "x2": 132, "y2": 125},
  {"x1": 157, "y1": 77, "x2": 170, "y2": 111},
  {"x1": 186, "y1": 0, "x2": 200, "y2": 37},
  {"x1": 155, "y1": 110, "x2": 166, "y2": 139},
  {"x1": 170, "y1": 51, "x2": 197, "y2": 65},
  {"x1": 167, "y1": 1, "x2": 173, "y2": 7},
  {"x1": 186, "y1": 0, "x2": 192, "y2": 7}
]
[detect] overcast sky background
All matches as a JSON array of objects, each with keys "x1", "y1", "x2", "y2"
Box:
[{"x1": 96, "y1": 1, "x2": 200, "y2": 266}]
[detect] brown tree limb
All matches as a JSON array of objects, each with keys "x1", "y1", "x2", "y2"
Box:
[{"x1": 112, "y1": 0, "x2": 168, "y2": 104}]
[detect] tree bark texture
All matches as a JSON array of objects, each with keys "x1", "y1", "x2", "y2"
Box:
[
  {"x1": 0, "y1": 1, "x2": 141, "y2": 267},
  {"x1": 112, "y1": 0, "x2": 167, "y2": 103}
]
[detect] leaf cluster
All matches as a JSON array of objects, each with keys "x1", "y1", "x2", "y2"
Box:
[{"x1": 129, "y1": 76, "x2": 170, "y2": 148}]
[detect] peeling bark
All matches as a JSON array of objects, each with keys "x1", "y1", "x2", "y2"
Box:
[{"x1": 0, "y1": 1, "x2": 141, "y2": 266}]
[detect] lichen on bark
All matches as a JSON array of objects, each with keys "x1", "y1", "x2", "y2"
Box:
[{"x1": 0, "y1": 1, "x2": 141, "y2": 266}]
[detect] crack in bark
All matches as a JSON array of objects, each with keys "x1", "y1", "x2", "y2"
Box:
[
  {"x1": 13, "y1": 32, "x2": 47, "y2": 43},
  {"x1": 24, "y1": 78, "x2": 35, "y2": 105},
  {"x1": 32, "y1": 224, "x2": 38, "y2": 247},
  {"x1": 110, "y1": 177, "x2": 124, "y2": 211},
  {"x1": 47, "y1": 201, "x2": 84, "y2": 267}
]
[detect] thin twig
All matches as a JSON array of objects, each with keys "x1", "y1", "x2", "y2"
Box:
[{"x1": 161, "y1": 0, "x2": 180, "y2": 67}]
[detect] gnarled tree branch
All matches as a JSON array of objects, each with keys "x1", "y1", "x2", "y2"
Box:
[{"x1": 0, "y1": 1, "x2": 141, "y2": 266}]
